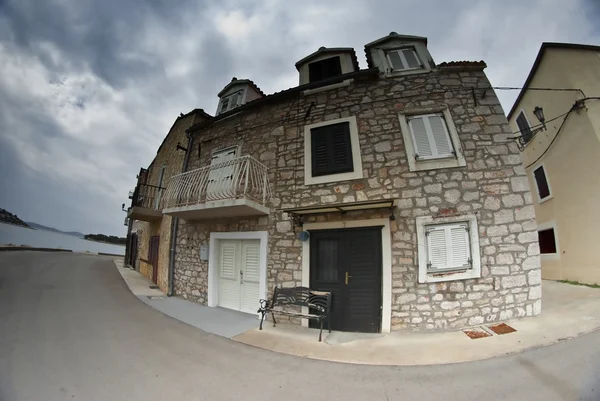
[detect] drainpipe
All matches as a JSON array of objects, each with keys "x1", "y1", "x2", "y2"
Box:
[{"x1": 167, "y1": 131, "x2": 195, "y2": 296}]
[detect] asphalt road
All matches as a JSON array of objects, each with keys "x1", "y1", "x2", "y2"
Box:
[{"x1": 1, "y1": 252, "x2": 599, "y2": 401}]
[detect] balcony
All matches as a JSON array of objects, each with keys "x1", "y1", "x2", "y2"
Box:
[
  {"x1": 127, "y1": 183, "x2": 164, "y2": 222},
  {"x1": 162, "y1": 156, "x2": 272, "y2": 220}
]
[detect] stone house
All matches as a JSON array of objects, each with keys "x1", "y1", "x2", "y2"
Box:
[
  {"x1": 126, "y1": 109, "x2": 209, "y2": 292},
  {"x1": 159, "y1": 32, "x2": 542, "y2": 332}
]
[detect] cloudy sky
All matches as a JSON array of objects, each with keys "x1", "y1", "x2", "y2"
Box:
[{"x1": 0, "y1": 0, "x2": 599, "y2": 236}]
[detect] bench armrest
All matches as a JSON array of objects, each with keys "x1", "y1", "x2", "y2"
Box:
[{"x1": 258, "y1": 298, "x2": 272, "y2": 313}]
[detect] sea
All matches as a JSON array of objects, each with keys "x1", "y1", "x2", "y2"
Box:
[{"x1": 0, "y1": 222, "x2": 125, "y2": 255}]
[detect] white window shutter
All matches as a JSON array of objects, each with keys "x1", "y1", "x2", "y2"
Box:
[
  {"x1": 427, "y1": 115, "x2": 454, "y2": 157},
  {"x1": 427, "y1": 224, "x2": 471, "y2": 271},
  {"x1": 409, "y1": 117, "x2": 433, "y2": 158},
  {"x1": 450, "y1": 225, "x2": 470, "y2": 267},
  {"x1": 427, "y1": 228, "x2": 448, "y2": 270}
]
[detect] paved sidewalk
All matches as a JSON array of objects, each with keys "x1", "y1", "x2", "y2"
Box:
[
  {"x1": 114, "y1": 259, "x2": 600, "y2": 366},
  {"x1": 114, "y1": 259, "x2": 257, "y2": 338}
]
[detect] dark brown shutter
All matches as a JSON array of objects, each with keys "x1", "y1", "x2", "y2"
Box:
[
  {"x1": 516, "y1": 112, "x2": 532, "y2": 143},
  {"x1": 311, "y1": 122, "x2": 353, "y2": 177},
  {"x1": 533, "y1": 166, "x2": 551, "y2": 199}
]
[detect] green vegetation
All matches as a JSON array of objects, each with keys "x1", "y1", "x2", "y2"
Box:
[
  {"x1": 557, "y1": 279, "x2": 600, "y2": 289},
  {"x1": 84, "y1": 234, "x2": 127, "y2": 246}
]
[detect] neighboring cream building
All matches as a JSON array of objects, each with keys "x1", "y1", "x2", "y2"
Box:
[{"x1": 508, "y1": 42, "x2": 600, "y2": 285}]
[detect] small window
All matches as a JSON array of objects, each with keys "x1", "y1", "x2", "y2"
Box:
[
  {"x1": 533, "y1": 165, "x2": 551, "y2": 201},
  {"x1": 386, "y1": 48, "x2": 421, "y2": 71},
  {"x1": 219, "y1": 91, "x2": 243, "y2": 114},
  {"x1": 310, "y1": 122, "x2": 353, "y2": 177},
  {"x1": 538, "y1": 228, "x2": 557, "y2": 254},
  {"x1": 516, "y1": 112, "x2": 532, "y2": 143},
  {"x1": 426, "y1": 223, "x2": 471, "y2": 272},
  {"x1": 308, "y1": 56, "x2": 342, "y2": 82},
  {"x1": 407, "y1": 114, "x2": 455, "y2": 160}
]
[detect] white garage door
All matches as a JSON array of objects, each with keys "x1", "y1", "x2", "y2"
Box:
[{"x1": 218, "y1": 239, "x2": 260, "y2": 314}]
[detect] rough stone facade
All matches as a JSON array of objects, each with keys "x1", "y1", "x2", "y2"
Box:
[
  {"x1": 131, "y1": 110, "x2": 207, "y2": 292},
  {"x1": 173, "y1": 66, "x2": 542, "y2": 330}
]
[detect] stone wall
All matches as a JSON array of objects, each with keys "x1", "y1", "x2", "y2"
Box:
[
  {"x1": 132, "y1": 111, "x2": 207, "y2": 291},
  {"x1": 175, "y1": 67, "x2": 542, "y2": 330}
]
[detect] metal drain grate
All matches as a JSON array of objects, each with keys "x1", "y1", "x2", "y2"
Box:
[
  {"x1": 463, "y1": 323, "x2": 517, "y2": 339},
  {"x1": 488, "y1": 323, "x2": 517, "y2": 335}
]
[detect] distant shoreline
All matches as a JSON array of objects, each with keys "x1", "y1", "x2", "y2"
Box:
[
  {"x1": 81, "y1": 238, "x2": 125, "y2": 247},
  {"x1": 0, "y1": 221, "x2": 35, "y2": 230}
]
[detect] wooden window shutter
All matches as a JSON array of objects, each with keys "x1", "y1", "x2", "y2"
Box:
[
  {"x1": 426, "y1": 223, "x2": 471, "y2": 271},
  {"x1": 311, "y1": 122, "x2": 353, "y2": 177},
  {"x1": 533, "y1": 166, "x2": 551, "y2": 199},
  {"x1": 408, "y1": 116, "x2": 433, "y2": 158},
  {"x1": 408, "y1": 114, "x2": 455, "y2": 159},
  {"x1": 516, "y1": 112, "x2": 532, "y2": 142}
]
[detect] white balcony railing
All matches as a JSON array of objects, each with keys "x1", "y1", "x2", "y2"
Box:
[{"x1": 162, "y1": 156, "x2": 272, "y2": 210}]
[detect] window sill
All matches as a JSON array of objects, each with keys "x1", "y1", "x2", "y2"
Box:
[
  {"x1": 538, "y1": 195, "x2": 553, "y2": 204},
  {"x1": 385, "y1": 69, "x2": 430, "y2": 78},
  {"x1": 420, "y1": 268, "x2": 480, "y2": 284},
  {"x1": 302, "y1": 79, "x2": 353, "y2": 96},
  {"x1": 541, "y1": 253, "x2": 560, "y2": 260},
  {"x1": 304, "y1": 170, "x2": 363, "y2": 186},
  {"x1": 411, "y1": 157, "x2": 466, "y2": 172}
]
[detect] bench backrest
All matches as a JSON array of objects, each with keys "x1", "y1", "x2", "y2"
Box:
[{"x1": 272, "y1": 286, "x2": 331, "y2": 313}]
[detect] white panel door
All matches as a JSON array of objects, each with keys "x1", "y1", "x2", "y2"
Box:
[
  {"x1": 207, "y1": 147, "x2": 237, "y2": 200},
  {"x1": 217, "y1": 239, "x2": 261, "y2": 314},
  {"x1": 240, "y1": 240, "x2": 261, "y2": 314},
  {"x1": 218, "y1": 240, "x2": 241, "y2": 310}
]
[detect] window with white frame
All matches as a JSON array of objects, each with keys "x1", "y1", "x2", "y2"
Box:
[
  {"x1": 516, "y1": 111, "x2": 532, "y2": 143},
  {"x1": 426, "y1": 223, "x2": 471, "y2": 272},
  {"x1": 398, "y1": 109, "x2": 466, "y2": 172},
  {"x1": 532, "y1": 165, "x2": 552, "y2": 202},
  {"x1": 416, "y1": 215, "x2": 481, "y2": 283},
  {"x1": 219, "y1": 91, "x2": 243, "y2": 114},
  {"x1": 408, "y1": 113, "x2": 455, "y2": 160},
  {"x1": 386, "y1": 48, "x2": 421, "y2": 71},
  {"x1": 304, "y1": 116, "x2": 363, "y2": 185}
]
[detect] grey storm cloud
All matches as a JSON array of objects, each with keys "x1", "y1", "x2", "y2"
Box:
[{"x1": 0, "y1": 0, "x2": 599, "y2": 236}]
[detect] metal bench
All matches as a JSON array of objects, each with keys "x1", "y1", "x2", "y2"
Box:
[{"x1": 258, "y1": 286, "x2": 332, "y2": 342}]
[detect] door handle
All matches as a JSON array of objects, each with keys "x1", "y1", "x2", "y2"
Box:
[{"x1": 345, "y1": 272, "x2": 352, "y2": 285}]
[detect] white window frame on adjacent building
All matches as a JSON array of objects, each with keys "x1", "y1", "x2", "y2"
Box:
[
  {"x1": 304, "y1": 116, "x2": 363, "y2": 185},
  {"x1": 537, "y1": 221, "x2": 560, "y2": 260},
  {"x1": 398, "y1": 108, "x2": 467, "y2": 172},
  {"x1": 531, "y1": 163, "x2": 553, "y2": 203},
  {"x1": 416, "y1": 214, "x2": 481, "y2": 283},
  {"x1": 385, "y1": 47, "x2": 422, "y2": 71}
]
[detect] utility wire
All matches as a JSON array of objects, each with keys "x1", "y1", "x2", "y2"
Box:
[{"x1": 524, "y1": 108, "x2": 574, "y2": 169}]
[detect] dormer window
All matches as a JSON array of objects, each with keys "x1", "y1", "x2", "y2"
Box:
[
  {"x1": 215, "y1": 78, "x2": 265, "y2": 116},
  {"x1": 386, "y1": 48, "x2": 421, "y2": 71},
  {"x1": 364, "y1": 32, "x2": 434, "y2": 76},
  {"x1": 219, "y1": 90, "x2": 243, "y2": 114},
  {"x1": 308, "y1": 56, "x2": 342, "y2": 83},
  {"x1": 295, "y1": 47, "x2": 359, "y2": 86}
]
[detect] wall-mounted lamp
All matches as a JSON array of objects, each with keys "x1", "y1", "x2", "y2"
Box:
[
  {"x1": 533, "y1": 106, "x2": 546, "y2": 130},
  {"x1": 121, "y1": 203, "x2": 126, "y2": 211}
]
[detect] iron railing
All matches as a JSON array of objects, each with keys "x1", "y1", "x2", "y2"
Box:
[
  {"x1": 162, "y1": 156, "x2": 271, "y2": 209},
  {"x1": 131, "y1": 183, "x2": 165, "y2": 210}
]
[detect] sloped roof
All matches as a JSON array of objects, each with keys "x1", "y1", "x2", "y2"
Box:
[
  {"x1": 507, "y1": 42, "x2": 600, "y2": 119},
  {"x1": 295, "y1": 47, "x2": 360, "y2": 71},
  {"x1": 217, "y1": 77, "x2": 265, "y2": 97},
  {"x1": 437, "y1": 60, "x2": 487, "y2": 69},
  {"x1": 364, "y1": 32, "x2": 428, "y2": 68}
]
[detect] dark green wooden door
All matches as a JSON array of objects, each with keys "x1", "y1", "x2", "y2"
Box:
[{"x1": 309, "y1": 227, "x2": 382, "y2": 333}]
